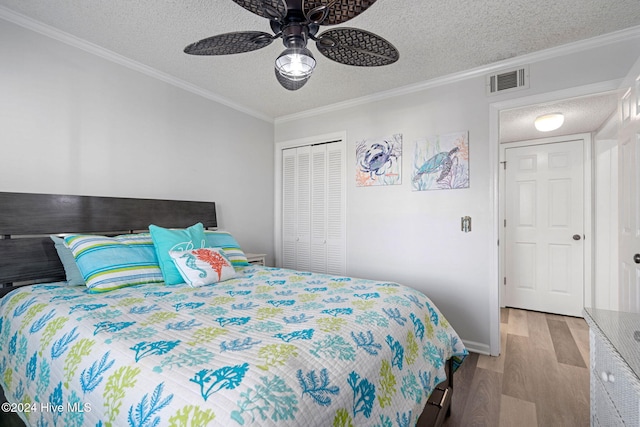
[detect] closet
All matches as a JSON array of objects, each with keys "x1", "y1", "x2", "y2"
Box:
[{"x1": 282, "y1": 141, "x2": 345, "y2": 275}]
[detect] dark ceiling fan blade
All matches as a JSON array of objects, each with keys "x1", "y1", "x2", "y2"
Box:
[
  {"x1": 275, "y1": 68, "x2": 311, "y2": 91},
  {"x1": 315, "y1": 28, "x2": 398, "y2": 66},
  {"x1": 184, "y1": 31, "x2": 274, "y2": 55},
  {"x1": 232, "y1": 0, "x2": 287, "y2": 20},
  {"x1": 303, "y1": 0, "x2": 377, "y2": 25}
]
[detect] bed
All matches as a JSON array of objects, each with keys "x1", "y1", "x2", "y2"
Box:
[{"x1": 0, "y1": 192, "x2": 467, "y2": 427}]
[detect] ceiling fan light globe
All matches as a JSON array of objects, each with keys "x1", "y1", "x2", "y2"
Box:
[{"x1": 275, "y1": 47, "x2": 316, "y2": 81}]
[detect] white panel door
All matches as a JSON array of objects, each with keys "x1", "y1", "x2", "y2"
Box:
[
  {"x1": 618, "y1": 104, "x2": 640, "y2": 312},
  {"x1": 505, "y1": 140, "x2": 584, "y2": 316}
]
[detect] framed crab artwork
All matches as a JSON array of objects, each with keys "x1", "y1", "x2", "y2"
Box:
[
  {"x1": 412, "y1": 131, "x2": 469, "y2": 191},
  {"x1": 355, "y1": 133, "x2": 402, "y2": 186}
]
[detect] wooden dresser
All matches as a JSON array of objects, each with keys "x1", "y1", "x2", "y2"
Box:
[{"x1": 584, "y1": 308, "x2": 640, "y2": 426}]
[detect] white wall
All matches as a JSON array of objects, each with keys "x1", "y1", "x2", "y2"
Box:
[
  {"x1": 275, "y1": 34, "x2": 640, "y2": 352},
  {"x1": 0, "y1": 19, "x2": 275, "y2": 262}
]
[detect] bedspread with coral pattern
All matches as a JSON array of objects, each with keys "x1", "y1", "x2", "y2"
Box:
[{"x1": 0, "y1": 266, "x2": 467, "y2": 427}]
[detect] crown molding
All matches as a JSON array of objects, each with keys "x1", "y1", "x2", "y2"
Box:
[
  {"x1": 3, "y1": 3, "x2": 638, "y2": 126},
  {"x1": 275, "y1": 25, "x2": 640, "y2": 124},
  {"x1": 0, "y1": 6, "x2": 273, "y2": 124}
]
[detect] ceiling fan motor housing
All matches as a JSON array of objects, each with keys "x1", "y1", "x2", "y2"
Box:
[{"x1": 282, "y1": 24, "x2": 309, "y2": 49}]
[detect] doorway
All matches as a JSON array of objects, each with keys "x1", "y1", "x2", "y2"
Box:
[
  {"x1": 501, "y1": 137, "x2": 587, "y2": 317},
  {"x1": 489, "y1": 83, "x2": 620, "y2": 356}
]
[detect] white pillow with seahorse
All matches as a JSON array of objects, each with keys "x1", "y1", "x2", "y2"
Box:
[{"x1": 169, "y1": 247, "x2": 237, "y2": 287}]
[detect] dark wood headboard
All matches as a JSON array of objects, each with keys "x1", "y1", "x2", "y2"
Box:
[{"x1": 0, "y1": 192, "x2": 217, "y2": 290}]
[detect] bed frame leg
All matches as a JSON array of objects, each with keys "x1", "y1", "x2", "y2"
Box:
[
  {"x1": 446, "y1": 358, "x2": 453, "y2": 418},
  {"x1": 416, "y1": 358, "x2": 455, "y2": 427}
]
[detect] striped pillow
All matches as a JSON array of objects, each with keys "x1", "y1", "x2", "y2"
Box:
[
  {"x1": 64, "y1": 233, "x2": 164, "y2": 292},
  {"x1": 203, "y1": 231, "x2": 250, "y2": 266}
]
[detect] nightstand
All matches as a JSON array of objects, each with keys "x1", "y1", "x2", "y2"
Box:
[{"x1": 245, "y1": 253, "x2": 267, "y2": 266}]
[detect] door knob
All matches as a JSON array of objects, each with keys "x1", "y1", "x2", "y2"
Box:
[
  {"x1": 572, "y1": 234, "x2": 581, "y2": 241},
  {"x1": 634, "y1": 254, "x2": 640, "y2": 264}
]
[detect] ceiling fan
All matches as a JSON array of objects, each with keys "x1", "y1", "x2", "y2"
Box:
[{"x1": 184, "y1": 0, "x2": 399, "y2": 90}]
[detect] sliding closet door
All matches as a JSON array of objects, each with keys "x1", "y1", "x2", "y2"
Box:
[
  {"x1": 282, "y1": 146, "x2": 311, "y2": 271},
  {"x1": 296, "y1": 146, "x2": 312, "y2": 271},
  {"x1": 282, "y1": 148, "x2": 297, "y2": 270},
  {"x1": 310, "y1": 145, "x2": 327, "y2": 272},
  {"x1": 325, "y1": 142, "x2": 346, "y2": 275},
  {"x1": 281, "y1": 141, "x2": 345, "y2": 275}
]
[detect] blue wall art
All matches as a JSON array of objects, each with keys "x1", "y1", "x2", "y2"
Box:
[
  {"x1": 412, "y1": 131, "x2": 469, "y2": 191},
  {"x1": 355, "y1": 134, "x2": 402, "y2": 187}
]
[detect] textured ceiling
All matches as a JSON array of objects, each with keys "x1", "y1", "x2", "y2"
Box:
[
  {"x1": 499, "y1": 92, "x2": 620, "y2": 143},
  {"x1": 1, "y1": 0, "x2": 640, "y2": 120}
]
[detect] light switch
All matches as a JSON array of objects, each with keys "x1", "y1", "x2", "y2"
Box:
[{"x1": 461, "y1": 216, "x2": 471, "y2": 232}]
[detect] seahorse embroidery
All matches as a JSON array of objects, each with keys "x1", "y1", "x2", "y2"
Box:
[{"x1": 181, "y1": 253, "x2": 207, "y2": 278}]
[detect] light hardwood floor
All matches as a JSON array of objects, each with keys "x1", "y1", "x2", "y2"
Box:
[{"x1": 443, "y1": 308, "x2": 590, "y2": 427}]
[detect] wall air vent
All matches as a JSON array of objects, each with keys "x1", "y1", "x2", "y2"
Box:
[{"x1": 486, "y1": 66, "x2": 529, "y2": 95}]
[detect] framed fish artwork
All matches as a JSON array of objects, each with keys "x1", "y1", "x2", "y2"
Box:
[
  {"x1": 412, "y1": 131, "x2": 469, "y2": 191},
  {"x1": 355, "y1": 133, "x2": 402, "y2": 186}
]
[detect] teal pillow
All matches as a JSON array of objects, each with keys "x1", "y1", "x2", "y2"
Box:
[
  {"x1": 50, "y1": 235, "x2": 86, "y2": 286},
  {"x1": 63, "y1": 233, "x2": 164, "y2": 292},
  {"x1": 149, "y1": 222, "x2": 206, "y2": 285},
  {"x1": 204, "y1": 230, "x2": 250, "y2": 267}
]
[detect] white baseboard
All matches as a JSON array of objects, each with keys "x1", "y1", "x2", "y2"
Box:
[{"x1": 462, "y1": 339, "x2": 491, "y2": 356}]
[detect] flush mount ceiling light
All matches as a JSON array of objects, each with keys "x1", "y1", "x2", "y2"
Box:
[
  {"x1": 183, "y1": 0, "x2": 399, "y2": 91},
  {"x1": 534, "y1": 113, "x2": 565, "y2": 132}
]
